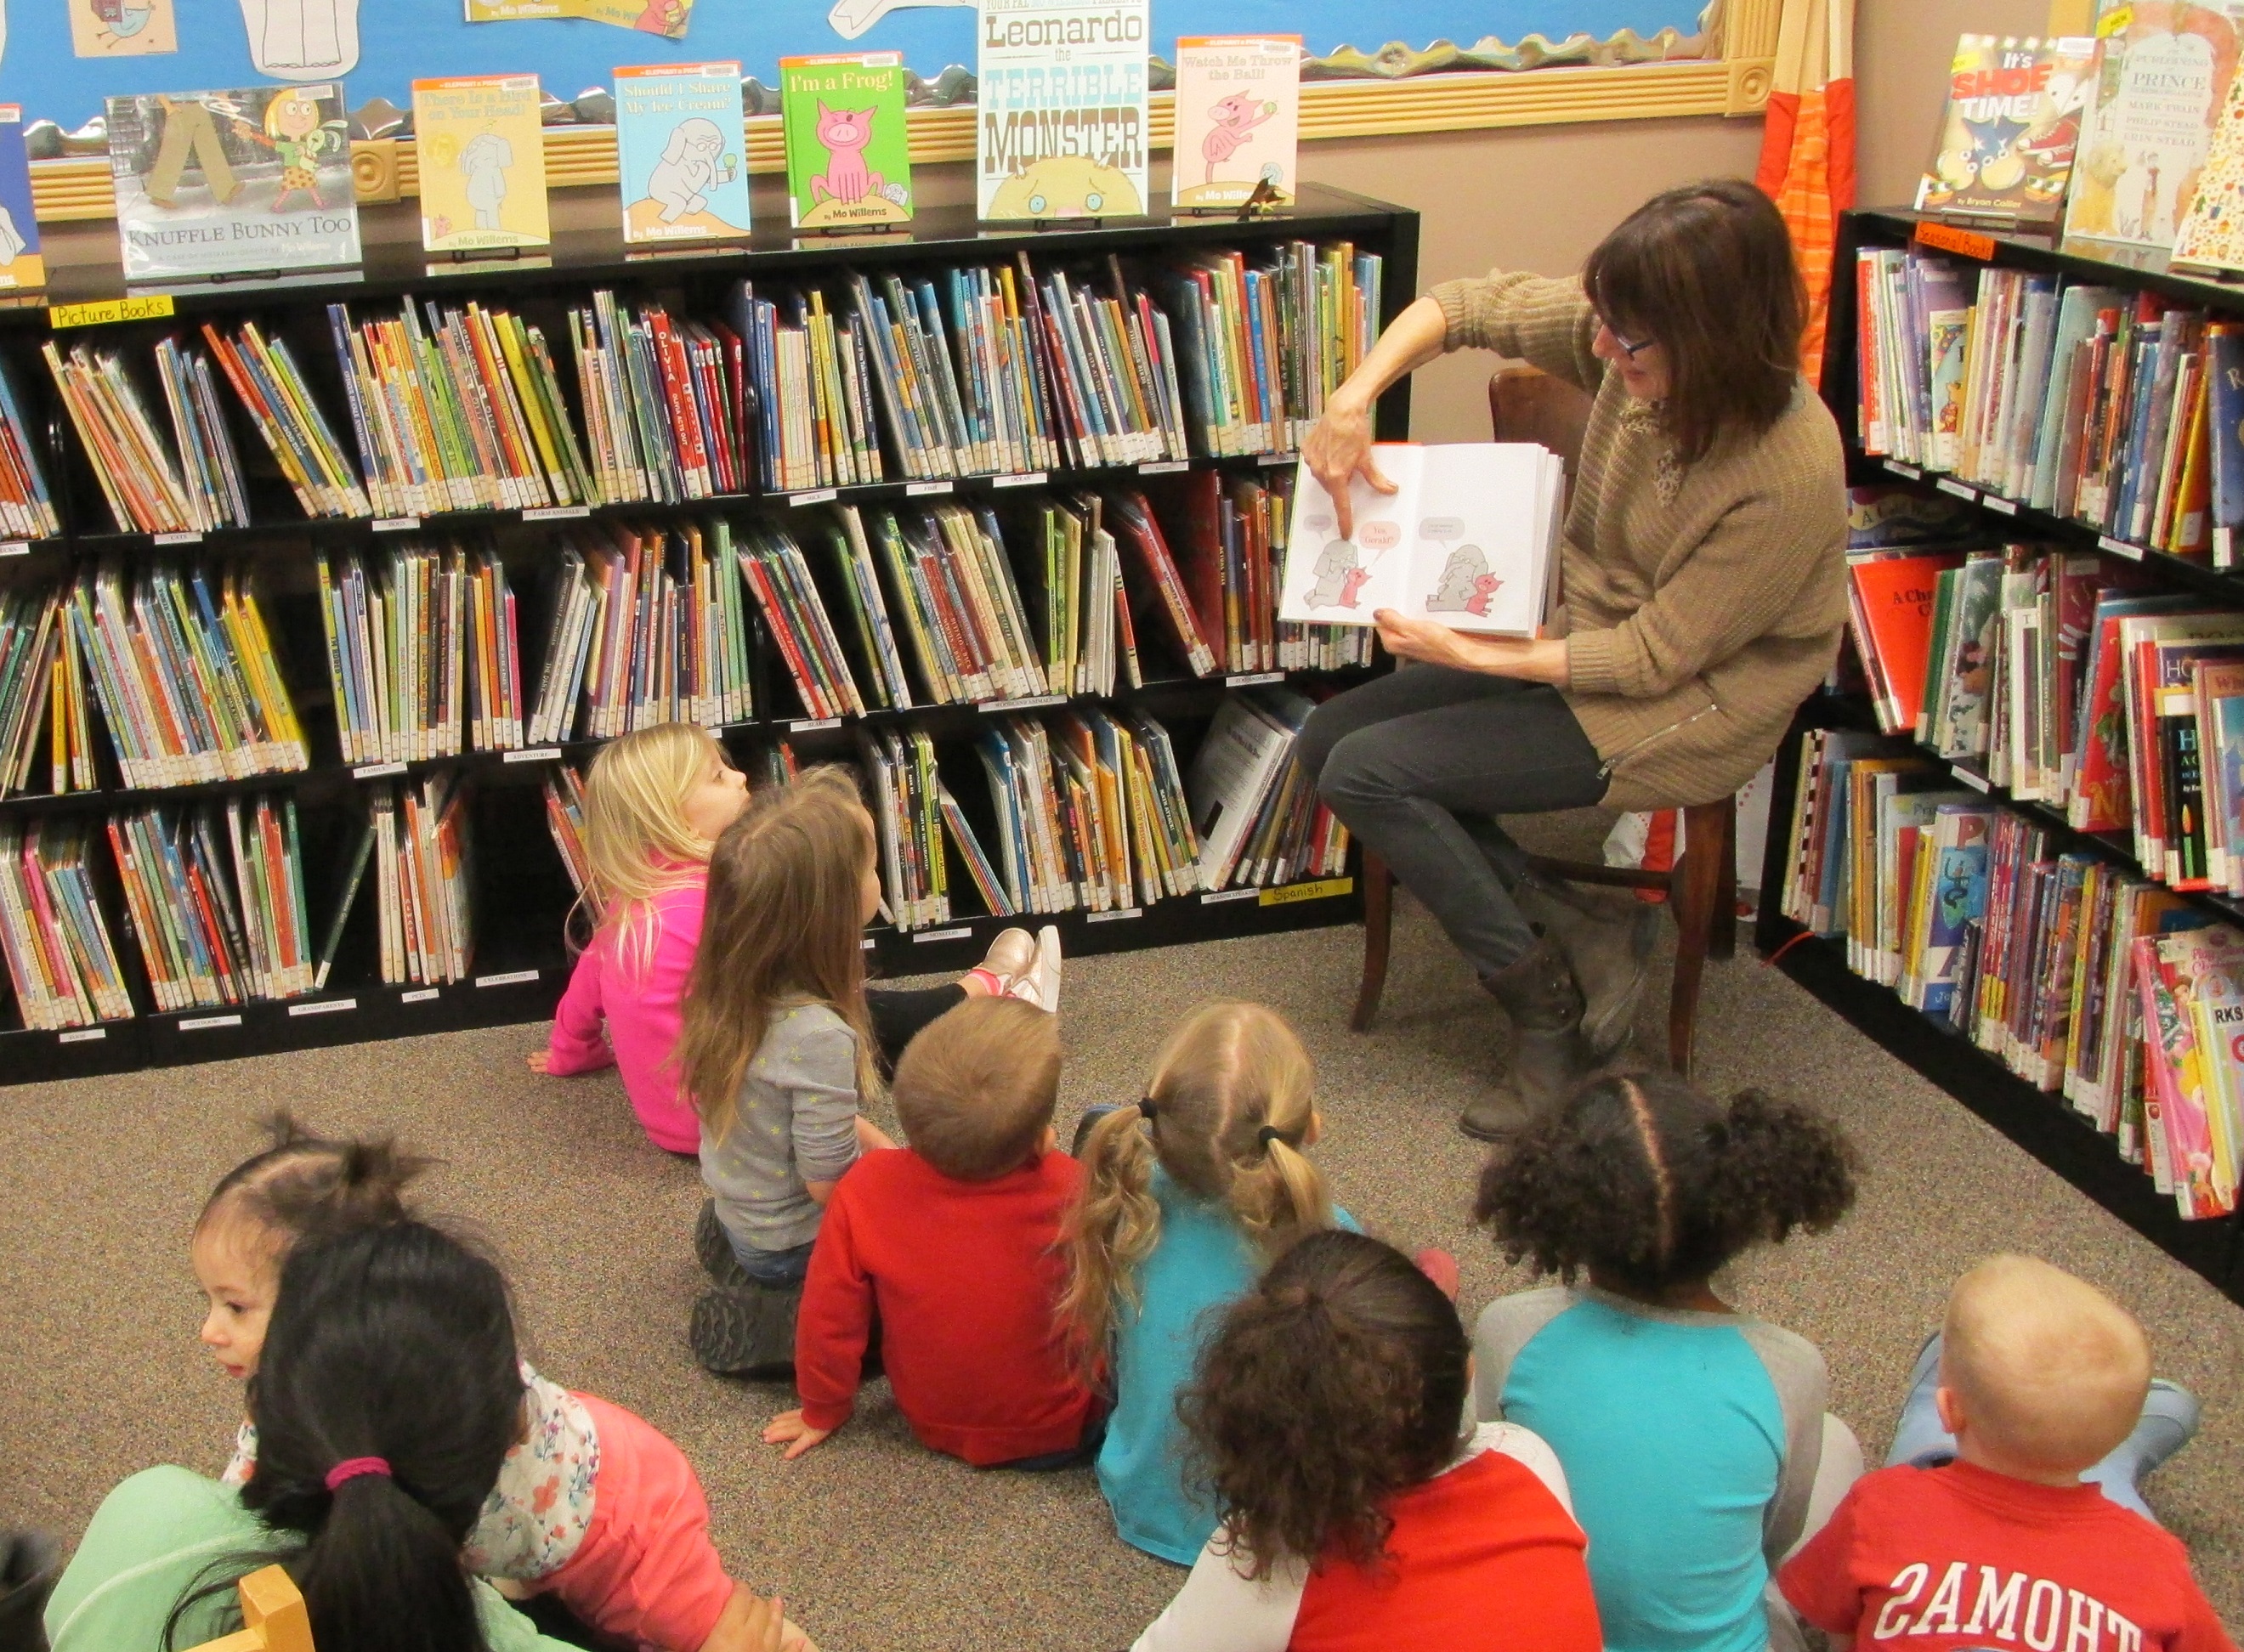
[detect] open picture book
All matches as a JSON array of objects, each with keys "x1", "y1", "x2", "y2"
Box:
[{"x1": 1278, "y1": 444, "x2": 1564, "y2": 636}]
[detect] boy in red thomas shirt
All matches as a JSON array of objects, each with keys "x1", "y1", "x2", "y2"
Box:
[
  {"x1": 762, "y1": 995, "x2": 1099, "y2": 1467},
  {"x1": 1780, "y1": 1256, "x2": 2233, "y2": 1652}
]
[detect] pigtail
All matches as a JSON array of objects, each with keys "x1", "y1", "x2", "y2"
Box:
[
  {"x1": 201, "y1": 1114, "x2": 434, "y2": 1243},
  {"x1": 280, "y1": 1473, "x2": 483, "y2": 1652},
  {"x1": 1702, "y1": 1087, "x2": 1857, "y2": 1245},
  {"x1": 1227, "y1": 1134, "x2": 1332, "y2": 1258},
  {"x1": 1057, "y1": 1105, "x2": 1164, "y2": 1378}
]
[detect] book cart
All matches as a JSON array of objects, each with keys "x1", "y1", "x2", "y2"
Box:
[
  {"x1": 1761, "y1": 206, "x2": 2244, "y2": 1306},
  {"x1": 0, "y1": 183, "x2": 1420, "y2": 1088}
]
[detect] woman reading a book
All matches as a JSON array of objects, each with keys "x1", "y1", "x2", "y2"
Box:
[{"x1": 1297, "y1": 178, "x2": 1847, "y2": 1140}]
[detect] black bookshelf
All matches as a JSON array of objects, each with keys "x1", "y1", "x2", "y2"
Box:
[
  {"x1": 0, "y1": 183, "x2": 1420, "y2": 1085},
  {"x1": 1756, "y1": 206, "x2": 2244, "y2": 1305}
]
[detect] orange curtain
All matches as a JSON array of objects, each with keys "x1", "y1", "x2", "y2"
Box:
[{"x1": 1755, "y1": 0, "x2": 1856, "y2": 386}]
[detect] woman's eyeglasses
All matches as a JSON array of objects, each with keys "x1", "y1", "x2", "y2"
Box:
[{"x1": 1595, "y1": 314, "x2": 1654, "y2": 359}]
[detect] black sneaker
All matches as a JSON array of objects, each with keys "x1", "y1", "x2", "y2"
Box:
[
  {"x1": 694, "y1": 1199, "x2": 751, "y2": 1287},
  {"x1": 0, "y1": 1530, "x2": 58, "y2": 1652},
  {"x1": 689, "y1": 1281, "x2": 801, "y2": 1378}
]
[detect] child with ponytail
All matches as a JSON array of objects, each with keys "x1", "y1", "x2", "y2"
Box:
[
  {"x1": 57, "y1": 1222, "x2": 801, "y2": 1652},
  {"x1": 1065, "y1": 1000, "x2": 1353, "y2": 1564},
  {"x1": 1471, "y1": 1071, "x2": 1862, "y2": 1652},
  {"x1": 1133, "y1": 1230, "x2": 1602, "y2": 1652},
  {"x1": 534, "y1": 722, "x2": 1056, "y2": 1154},
  {"x1": 188, "y1": 1119, "x2": 804, "y2": 1652}
]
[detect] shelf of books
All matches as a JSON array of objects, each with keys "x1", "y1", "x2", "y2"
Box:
[
  {"x1": 0, "y1": 185, "x2": 1419, "y2": 1086},
  {"x1": 1758, "y1": 203, "x2": 2244, "y2": 1304}
]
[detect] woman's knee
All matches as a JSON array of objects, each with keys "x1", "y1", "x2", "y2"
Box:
[
  {"x1": 1295, "y1": 699, "x2": 1348, "y2": 782},
  {"x1": 1314, "y1": 727, "x2": 1397, "y2": 812}
]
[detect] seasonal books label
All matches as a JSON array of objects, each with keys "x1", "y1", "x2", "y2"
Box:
[
  {"x1": 0, "y1": 107, "x2": 43, "y2": 291},
  {"x1": 412, "y1": 75, "x2": 550, "y2": 252},
  {"x1": 1278, "y1": 444, "x2": 1565, "y2": 637},
  {"x1": 105, "y1": 85, "x2": 359, "y2": 281},
  {"x1": 1172, "y1": 35, "x2": 1299, "y2": 210},
  {"x1": 1915, "y1": 34, "x2": 2096, "y2": 223},
  {"x1": 2067, "y1": 3, "x2": 2244, "y2": 248},
  {"x1": 780, "y1": 52, "x2": 913, "y2": 228},
  {"x1": 977, "y1": 0, "x2": 1148, "y2": 221},
  {"x1": 615, "y1": 61, "x2": 749, "y2": 242}
]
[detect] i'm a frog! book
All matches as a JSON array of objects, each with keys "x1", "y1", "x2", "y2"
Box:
[
  {"x1": 105, "y1": 85, "x2": 359, "y2": 281},
  {"x1": 1172, "y1": 36, "x2": 1299, "y2": 210},
  {"x1": 0, "y1": 107, "x2": 44, "y2": 291},
  {"x1": 411, "y1": 74, "x2": 550, "y2": 252},
  {"x1": 779, "y1": 53, "x2": 912, "y2": 229},
  {"x1": 615, "y1": 61, "x2": 749, "y2": 242},
  {"x1": 1278, "y1": 444, "x2": 1565, "y2": 637}
]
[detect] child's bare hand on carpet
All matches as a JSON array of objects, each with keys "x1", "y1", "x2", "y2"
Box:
[
  {"x1": 524, "y1": 1049, "x2": 551, "y2": 1073},
  {"x1": 762, "y1": 1408, "x2": 833, "y2": 1459}
]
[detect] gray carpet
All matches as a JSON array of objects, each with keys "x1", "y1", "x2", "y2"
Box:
[{"x1": 3, "y1": 808, "x2": 2238, "y2": 1649}]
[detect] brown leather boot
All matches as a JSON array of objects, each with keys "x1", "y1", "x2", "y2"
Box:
[
  {"x1": 1460, "y1": 936, "x2": 1588, "y2": 1141},
  {"x1": 1514, "y1": 879, "x2": 1657, "y2": 1061}
]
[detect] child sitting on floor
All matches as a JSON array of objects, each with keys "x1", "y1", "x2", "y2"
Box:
[
  {"x1": 534, "y1": 722, "x2": 1056, "y2": 1155},
  {"x1": 1780, "y1": 1255, "x2": 2231, "y2": 1652},
  {"x1": 1066, "y1": 999, "x2": 1353, "y2": 1564},
  {"x1": 1472, "y1": 1071, "x2": 1862, "y2": 1652},
  {"x1": 191, "y1": 1117, "x2": 803, "y2": 1652},
  {"x1": 762, "y1": 995, "x2": 1099, "y2": 1466},
  {"x1": 1132, "y1": 1230, "x2": 1602, "y2": 1652}
]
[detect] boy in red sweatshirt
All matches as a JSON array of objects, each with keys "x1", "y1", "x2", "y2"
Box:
[
  {"x1": 762, "y1": 994, "x2": 1099, "y2": 1467},
  {"x1": 1779, "y1": 1255, "x2": 2233, "y2": 1652}
]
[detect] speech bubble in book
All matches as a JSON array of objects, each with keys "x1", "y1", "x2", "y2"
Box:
[
  {"x1": 1302, "y1": 510, "x2": 1334, "y2": 533},
  {"x1": 1357, "y1": 520, "x2": 1401, "y2": 552},
  {"x1": 1419, "y1": 517, "x2": 1464, "y2": 541}
]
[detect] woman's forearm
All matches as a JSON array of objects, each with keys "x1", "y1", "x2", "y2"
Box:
[{"x1": 1329, "y1": 293, "x2": 1449, "y2": 416}]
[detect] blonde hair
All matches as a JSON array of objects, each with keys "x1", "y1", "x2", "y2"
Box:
[
  {"x1": 579, "y1": 722, "x2": 726, "y2": 976},
  {"x1": 893, "y1": 996, "x2": 1061, "y2": 1181},
  {"x1": 1060, "y1": 1000, "x2": 1330, "y2": 1372},
  {"x1": 1943, "y1": 1253, "x2": 2151, "y2": 1474},
  {"x1": 675, "y1": 765, "x2": 880, "y2": 1142}
]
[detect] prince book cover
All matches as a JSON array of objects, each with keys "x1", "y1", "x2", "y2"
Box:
[
  {"x1": 779, "y1": 53, "x2": 912, "y2": 228},
  {"x1": 615, "y1": 61, "x2": 749, "y2": 242},
  {"x1": 105, "y1": 84, "x2": 358, "y2": 281}
]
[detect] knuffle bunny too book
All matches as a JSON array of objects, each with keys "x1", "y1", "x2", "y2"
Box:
[{"x1": 1279, "y1": 444, "x2": 1564, "y2": 637}]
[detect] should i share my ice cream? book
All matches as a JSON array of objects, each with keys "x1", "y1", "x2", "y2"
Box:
[
  {"x1": 105, "y1": 85, "x2": 359, "y2": 281},
  {"x1": 615, "y1": 60, "x2": 750, "y2": 242}
]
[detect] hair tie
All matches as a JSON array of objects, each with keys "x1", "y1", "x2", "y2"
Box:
[
  {"x1": 324, "y1": 1457, "x2": 392, "y2": 1491},
  {"x1": 1137, "y1": 1097, "x2": 1158, "y2": 1121},
  {"x1": 1257, "y1": 1124, "x2": 1288, "y2": 1151}
]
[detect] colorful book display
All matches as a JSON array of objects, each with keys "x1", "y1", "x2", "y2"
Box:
[
  {"x1": 0, "y1": 108, "x2": 43, "y2": 291},
  {"x1": 615, "y1": 62, "x2": 750, "y2": 244},
  {"x1": 105, "y1": 85, "x2": 359, "y2": 280},
  {"x1": 411, "y1": 75, "x2": 550, "y2": 253},
  {"x1": 2067, "y1": 3, "x2": 2244, "y2": 249},
  {"x1": 1172, "y1": 36, "x2": 1300, "y2": 210},
  {"x1": 1915, "y1": 35, "x2": 2096, "y2": 224},
  {"x1": 780, "y1": 53, "x2": 913, "y2": 229},
  {"x1": 977, "y1": 0, "x2": 1149, "y2": 221}
]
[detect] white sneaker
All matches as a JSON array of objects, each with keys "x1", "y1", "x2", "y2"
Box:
[
  {"x1": 1007, "y1": 925, "x2": 1062, "y2": 1013},
  {"x1": 975, "y1": 928, "x2": 1036, "y2": 993}
]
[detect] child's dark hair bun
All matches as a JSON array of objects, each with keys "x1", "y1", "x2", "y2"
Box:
[
  {"x1": 200, "y1": 1112, "x2": 435, "y2": 1242},
  {"x1": 1473, "y1": 1072, "x2": 1858, "y2": 1294}
]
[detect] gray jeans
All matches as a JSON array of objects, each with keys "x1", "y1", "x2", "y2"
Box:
[{"x1": 1296, "y1": 665, "x2": 1608, "y2": 976}]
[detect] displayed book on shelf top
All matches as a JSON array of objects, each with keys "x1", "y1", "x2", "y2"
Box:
[
  {"x1": 0, "y1": 107, "x2": 42, "y2": 293},
  {"x1": 1278, "y1": 444, "x2": 1561, "y2": 637},
  {"x1": 1172, "y1": 36, "x2": 1300, "y2": 212},
  {"x1": 105, "y1": 85, "x2": 360, "y2": 282},
  {"x1": 2066, "y1": 2, "x2": 2244, "y2": 251},
  {"x1": 780, "y1": 53, "x2": 913, "y2": 229},
  {"x1": 411, "y1": 75, "x2": 551, "y2": 254},
  {"x1": 614, "y1": 62, "x2": 750, "y2": 246},
  {"x1": 1915, "y1": 35, "x2": 2096, "y2": 226},
  {"x1": 977, "y1": 0, "x2": 1149, "y2": 222}
]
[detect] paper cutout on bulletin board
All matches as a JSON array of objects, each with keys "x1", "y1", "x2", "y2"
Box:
[
  {"x1": 70, "y1": 0, "x2": 177, "y2": 57},
  {"x1": 824, "y1": 0, "x2": 967, "y2": 45},
  {"x1": 465, "y1": 0, "x2": 691, "y2": 34},
  {"x1": 236, "y1": 0, "x2": 358, "y2": 77}
]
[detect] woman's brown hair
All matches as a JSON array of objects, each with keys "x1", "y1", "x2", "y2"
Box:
[
  {"x1": 1179, "y1": 1230, "x2": 1470, "y2": 1577},
  {"x1": 1583, "y1": 177, "x2": 1806, "y2": 466},
  {"x1": 674, "y1": 764, "x2": 881, "y2": 1141},
  {"x1": 1058, "y1": 1000, "x2": 1329, "y2": 1374}
]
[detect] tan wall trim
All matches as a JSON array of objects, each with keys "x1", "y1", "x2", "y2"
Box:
[{"x1": 33, "y1": 51, "x2": 1767, "y2": 222}]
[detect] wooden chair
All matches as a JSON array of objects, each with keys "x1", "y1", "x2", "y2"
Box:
[
  {"x1": 1349, "y1": 367, "x2": 1738, "y2": 1078},
  {"x1": 185, "y1": 1564, "x2": 313, "y2": 1652}
]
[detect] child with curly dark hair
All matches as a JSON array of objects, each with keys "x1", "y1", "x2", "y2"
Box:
[
  {"x1": 1130, "y1": 1230, "x2": 1601, "y2": 1652},
  {"x1": 1471, "y1": 1071, "x2": 1861, "y2": 1652}
]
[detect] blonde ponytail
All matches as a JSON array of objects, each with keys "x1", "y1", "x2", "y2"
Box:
[{"x1": 1058, "y1": 1103, "x2": 1163, "y2": 1375}]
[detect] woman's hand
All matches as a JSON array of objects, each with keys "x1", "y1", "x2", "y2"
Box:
[
  {"x1": 1374, "y1": 609, "x2": 1478, "y2": 670},
  {"x1": 763, "y1": 1408, "x2": 834, "y2": 1460},
  {"x1": 1301, "y1": 390, "x2": 1394, "y2": 539}
]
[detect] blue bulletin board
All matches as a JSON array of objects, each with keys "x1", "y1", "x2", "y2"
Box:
[{"x1": 3, "y1": 0, "x2": 1710, "y2": 133}]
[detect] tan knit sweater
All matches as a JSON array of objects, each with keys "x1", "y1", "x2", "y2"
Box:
[{"x1": 1431, "y1": 269, "x2": 1848, "y2": 813}]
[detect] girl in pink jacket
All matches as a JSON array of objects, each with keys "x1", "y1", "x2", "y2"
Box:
[{"x1": 531, "y1": 723, "x2": 1056, "y2": 1153}]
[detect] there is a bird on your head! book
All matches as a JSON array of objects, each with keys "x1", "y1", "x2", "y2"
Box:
[
  {"x1": 411, "y1": 75, "x2": 550, "y2": 253},
  {"x1": 2066, "y1": 2, "x2": 2244, "y2": 250},
  {"x1": 779, "y1": 53, "x2": 912, "y2": 229},
  {"x1": 105, "y1": 85, "x2": 358, "y2": 282},
  {"x1": 1915, "y1": 34, "x2": 2097, "y2": 224},
  {"x1": 615, "y1": 62, "x2": 749, "y2": 243},
  {"x1": 1171, "y1": 36, "x2": 1300, "y2": 211},
  {"x1": 0, "y1": 107, "x2": 43, "y2": 291},
  {"x1": 976, "y1": 0, "x2": 1149, "y2": 221}
]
